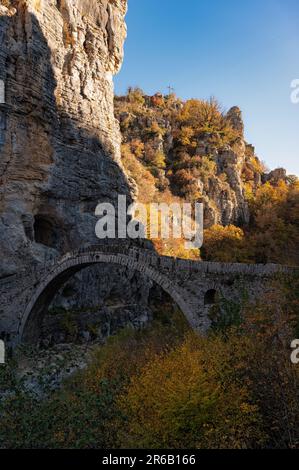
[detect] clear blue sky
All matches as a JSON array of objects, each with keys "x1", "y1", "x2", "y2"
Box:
[{"x1": 114, "y1": 0, "x2": 299, "y2": 175}]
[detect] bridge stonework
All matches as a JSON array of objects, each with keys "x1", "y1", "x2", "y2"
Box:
[{"x1": 0, "y1": 242, "x2": 294, "y2": 347}]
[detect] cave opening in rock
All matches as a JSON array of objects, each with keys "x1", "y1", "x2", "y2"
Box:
[
  {"x1": 34, "y1": 215, "x2": 58, "y2": 249},
  {"x1": 204, "y1": 289, "x2": 218, "y2": 306}
]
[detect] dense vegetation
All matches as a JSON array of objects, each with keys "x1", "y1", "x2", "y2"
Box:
[
  {"x1": 115, "y1": 88, "x2": 299, "y2": 265},
  {"x1": 203, "y1": 180, "x2": 299, "y2": 264},
  {"x1": 1, "y1": 277, "x2": 298, "y2": 449}
]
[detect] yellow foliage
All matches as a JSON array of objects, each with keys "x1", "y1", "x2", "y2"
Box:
[
  {"x1": 122, "y1": 143, "x2": 200, "y2": 259},
  {"x1": 148, "y1": 121, "x2": 166, "y2": 136},
  {"x1": 243, "y1": 181, "x2": 254, "y2": 202},
  {"x1": 177, "y1": 98, "x2": 240, "y2": 146},
  {"x1": 152, "y1": 150, "x2": 166, "y2": 169},
  {"x1": 203, "y1": 225, "x2": 248, "y2": 263},
  {"x1": 0, "y1": 0, "x2": 12, "y2": 7},
  {"x1": 251, "y1": 181, "x2": 289, "y2": 212},
  {"x1": 1, "y1": 284, "x2": 299, "y2": 449},
  {"x1": 249, "y1": 156, "x2": 266, "y2": 175},
  {"x1": 130, "y1": 139, "x2": 144, "y2": 159},
  {"x1": 247, "y1": 181, "x2": 299, "y2": 264},
  {"x1": 127, "y1": 87, "x2": 145, "y2": 111},
  {"x1": 121, "y1": 144, "x2": 156, "y2": 204},
  {"x1": 176, "y1": 126, "x2": 196, "y2": 146}
]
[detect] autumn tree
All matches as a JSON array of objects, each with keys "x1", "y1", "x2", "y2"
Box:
[{"x1": 202, "y1": 225, "x2": 249, "y2": 263}]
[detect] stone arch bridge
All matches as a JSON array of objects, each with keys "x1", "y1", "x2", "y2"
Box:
[{"x1": 0, "y1": 241, "x2": 294, "y2": 347}]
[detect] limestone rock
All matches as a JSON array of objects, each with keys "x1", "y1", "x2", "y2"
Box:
[
  {"x1": 0, "y1": 0, "x2": 130, "y2": 276},
  {"x1": 226, "y1": 106, "x2": 244, "y2": 136},
  {"x1": 262, "y1": 168, "x2": 287, "y2": 185},
  {"x1": 115, "y1": 95, "x2": 251, "y2": 227}
]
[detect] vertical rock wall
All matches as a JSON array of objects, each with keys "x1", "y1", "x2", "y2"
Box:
[{"x1": 0, "y1": 0, "x2": 130, "y2": 276}]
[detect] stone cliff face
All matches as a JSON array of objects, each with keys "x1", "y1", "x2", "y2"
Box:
[
  {"x1": 115, "y1": 95, "x2": 262, "y2": 229},
  {"x1": 0, "y1": 0, "x2": 130, "y2": 277}
]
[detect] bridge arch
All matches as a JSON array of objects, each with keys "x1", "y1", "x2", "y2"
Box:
[{"x1": 18, "y1": 248, "x2": 196, "y2": 344}]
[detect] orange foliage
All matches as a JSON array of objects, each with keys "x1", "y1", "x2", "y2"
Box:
[{"x1": 202, "y1": 225, "x2": 248, "y2": 263}]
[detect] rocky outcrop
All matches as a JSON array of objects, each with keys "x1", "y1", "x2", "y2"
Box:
[
  {"x1": 226, "y1": 106, "x2": 244, "y2": 135},
  {"x1": 0, "y1": 0, "x2": 130, "y2": 277},
  {"x1": 262, "y1": 168, "x2": 287, "y2": 185}
]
